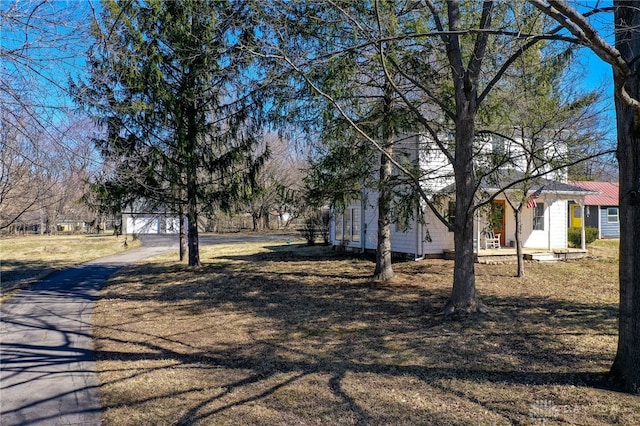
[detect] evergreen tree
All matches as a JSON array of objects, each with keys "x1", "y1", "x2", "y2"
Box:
[{"x1": 74, "y1": 0, "x2": 266, "y2": 266}]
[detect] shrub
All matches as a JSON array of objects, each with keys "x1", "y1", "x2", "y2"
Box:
[
  {"x1": 299, "y1": 217, "x2": 319, "y2": 246},
  {"x1": 298, "y1": 209, "x2": 329, "y2": 246},
  {"x1": 567, "y1": 226, "x2": 598, "y2": 247}
]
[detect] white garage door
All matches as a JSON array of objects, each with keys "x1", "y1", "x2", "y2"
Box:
[
  {"x1": 127, "y1": 216, "x2": 160, "y2": 234},
  {"x1": 165, "y1": 217, "x2": 180, "y2": 233}
]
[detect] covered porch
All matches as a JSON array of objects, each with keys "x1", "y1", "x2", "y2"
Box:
[{"x1": 472, "y1": 179, "x2": 598, "y2": 255}]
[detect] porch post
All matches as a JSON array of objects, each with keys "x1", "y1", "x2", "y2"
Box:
[
  {"x1": 581, "y1": 202, "x2": 586, "y2": 250},
  {"x1": 547, "y1": 198, "x2": 552, "y2": 251}
]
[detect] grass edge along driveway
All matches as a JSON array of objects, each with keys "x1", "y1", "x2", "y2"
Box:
[{"x1": 1, "y1": 234, "x2": 139, "y2": 303}]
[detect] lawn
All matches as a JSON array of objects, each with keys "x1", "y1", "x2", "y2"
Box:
[
  {"x1": 94, "y1": 238, "x2": 639, "y2": 425},
  {"x1": 0, "y1": 233, "x2": 139, "y2": 302}
]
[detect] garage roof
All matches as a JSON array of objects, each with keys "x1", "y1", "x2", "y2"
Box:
[{"x1": 568, "y1": 181, "x2": 619, "y2": 206}]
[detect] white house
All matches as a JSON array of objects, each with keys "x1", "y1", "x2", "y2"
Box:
[{"x1": 330, "y1": 134, "x2": 596, "y2": 258}]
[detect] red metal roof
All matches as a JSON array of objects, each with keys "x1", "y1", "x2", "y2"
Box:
[{"x1": 568, "y1": 181, "x2": 619, "y2": 206}]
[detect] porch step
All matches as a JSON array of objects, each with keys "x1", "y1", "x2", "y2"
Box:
[{"x1": 524, "y1": 252, "x2": 558, "y2": 262}]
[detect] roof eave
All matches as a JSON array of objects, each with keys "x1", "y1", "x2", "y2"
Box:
[{"x1": 489, "y1": 188, "x2": 598, "y2": 197}]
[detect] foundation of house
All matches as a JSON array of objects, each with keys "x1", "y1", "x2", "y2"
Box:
[
  {"x1": 474, "y1": 248, "x2": 587, "y2": 264},
  {"x1": 336, "y1": 245, "x2": 588, "y2": 264}
]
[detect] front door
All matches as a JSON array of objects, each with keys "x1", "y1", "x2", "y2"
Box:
[
  {"x1": 492, "y1": 200, "x2": 506, "y2": 246},
  {"x1": 571, "y1": 204, "x2": 582, "y2": 228}
]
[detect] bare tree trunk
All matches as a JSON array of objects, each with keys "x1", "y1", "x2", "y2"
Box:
[
  {"x1": 186, "y1": 172, "x2": 201, "y2": 267},
  {"x1": 505, "y1": 197, "x2": 526, "y2": 278},
  {"x1": 373, "y1": 148, "x2": 394, "y2": 281},
  {"x1": 186, "y1": 204, "x2": 200, "y2": 267},
  {"x1": 264, "y1": 210, "x2": 271, "y2": 230},
  {"x1": 373, "y1": 87, "x2": 395, "y2": 282},
  {"x1": 40, "y1": 206, "x2": 46, "y2": 235},
  {"x1": 515, "y1": 207, "x2": 525, "y2": 278},
  {"x1": 611, "y1": 96, "x2": 640, "y2": 392},
  {"x1": 610, "y1": 2, "x2": 640, "y2": 391},
  {"x1": 184, "y1": 95, "x2": 201, "y2": 267},
  {"x1": 179, "y1": 211, "x2": 187, "y2": 262},
  {"x1": 444, "y1": 114, "x2": 485, "y2": 315},
  {"x1": 441, "y1": 1, "x2": 492, "y2": 315}
]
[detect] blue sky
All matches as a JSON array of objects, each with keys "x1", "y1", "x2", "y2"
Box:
[{"x1": 1, "y1": 1, "x2": 617, "y2": 139}]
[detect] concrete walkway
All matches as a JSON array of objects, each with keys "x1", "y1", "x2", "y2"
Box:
[{"x1": 0, "y1": 237, "x2": 177, "y2": 426}]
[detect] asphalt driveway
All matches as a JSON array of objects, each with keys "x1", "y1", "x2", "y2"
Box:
[{"x1": 0, "y1": 233, "x2": 295, "y2": 425}]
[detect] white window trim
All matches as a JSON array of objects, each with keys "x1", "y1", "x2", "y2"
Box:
[{"x1": 532, "y1": 202, "x2": 545, "y2": 231}]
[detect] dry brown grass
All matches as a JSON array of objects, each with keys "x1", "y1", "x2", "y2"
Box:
[
  {"x1": 1, "y1": 234, "x2": 139, "y2": 302},
  {"x1": 94, "y1": 238, "x2": 638, "y2": 425}
]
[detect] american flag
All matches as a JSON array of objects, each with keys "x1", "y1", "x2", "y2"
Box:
[{"x1": 526, "y1": 186, "x2": 543, "y2": 208}]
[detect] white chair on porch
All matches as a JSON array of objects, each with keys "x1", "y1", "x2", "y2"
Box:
[{"x1": 485, "y1": 230, "x2": 501, "y2": 249}]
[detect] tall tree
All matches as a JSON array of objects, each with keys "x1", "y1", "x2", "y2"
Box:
[
  {"x1": 74, "y1": 0, "x2": 266, "y2": 266},
  {"x1": 258, "y1": 1, "x2": 603, "y2": 313},
  {"x1": 529, "y1": 0, "x2": 640, "y2": 395}
]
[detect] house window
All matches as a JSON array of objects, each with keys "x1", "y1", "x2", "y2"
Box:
[
  {"x1": 344, "y1": 208, "x2": 351, "y2": 241},
  {"x1": 491, "y1": 138, "x2": 506, "y2": 165},
  {"x1": 335, "y1": 208, "x2": 360, "y2": 242},
  {"x1": 607, "y1": 207, "x2": 619, "y2": 223},
  {"x1": 335, "y1": 213, "x2": 344, "y2": 241},
  {"x1": 532, "y1": 203, "x2": 545, "y2": 231},
  {"x1": 390, "y1": 207, "x2": 401, "y2": 232},
  {"x1": 447, "y1": 201, "x2": 456, "y2": 232},
  {"x1": 351, "y1": 207, "x2": 361, "y2": 242}
]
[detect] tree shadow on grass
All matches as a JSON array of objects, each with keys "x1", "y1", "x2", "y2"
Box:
[
  {"x1": 93, "y1": 252, "x2": 632, "y2": 424},
  {"x1": 1, "y1": 259, "x2": 68, "y2": 287}
]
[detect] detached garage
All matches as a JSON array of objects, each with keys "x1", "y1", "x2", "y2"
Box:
[{"x1": 123, "y1": 214, "x2": 180, "y2": 234}]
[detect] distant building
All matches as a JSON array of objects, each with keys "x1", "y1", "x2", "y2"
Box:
[{"x1": 568, "y1": 181, "x2": 620, "y2": 239}]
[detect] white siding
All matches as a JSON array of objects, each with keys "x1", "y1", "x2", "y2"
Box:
[
  {"x1": 331, "y1": 188, "x2": 456, "y2": 256},
  {"x1": 165, "y1": 217, "x2": 180, "y2": 234},
  {"x1": 390, "y1": 227, "x2": 416, "y2": 254},
  {"x1": 549, "y1": 199, "x2": 568, "y2": 248},
  {"x1": 522, "y1": 200, "x2": 546, "y2": 248},
  {"x1": 417, "y1": 135, "x2": 454, "y2": 193},
  {"x1": 423, "y1": 208, "x2": 455, "y2": 253},
  {"x1": 124, "y1": 214, "x2": 181, "y2": 234},
  {"x1": 503, "y1": 200, "x2": 516, "y2": 247},
  {"x1": 521, "y1": 198, "x2": 568, "y2": 249},
  {"x1": 362, "y1": 192, "x2": 378, "y2": 250}
]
